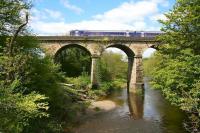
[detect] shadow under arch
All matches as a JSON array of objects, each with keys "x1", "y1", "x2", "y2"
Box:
[{"x1": 54, "y1": 44, "x2": 92, "y2": 77}]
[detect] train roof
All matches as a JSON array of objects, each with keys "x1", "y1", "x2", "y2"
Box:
[{"x1": 70, "y1": 30, "x2": 163, "y2": 33}]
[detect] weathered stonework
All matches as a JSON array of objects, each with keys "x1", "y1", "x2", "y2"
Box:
[{"x1": 38, "y1": 36, "x2": 160, "y2": 93}]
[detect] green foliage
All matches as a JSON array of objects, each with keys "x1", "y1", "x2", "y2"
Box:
[
  {"x1": 148, "y1": 0, "x2": 200, "y2": 132},
  {"x1": 150, "y1": 53, "x2": 200, "y2": 132},
  {"x1": 0, "y1": 0, "x2": 30, "y2": 35},
  {"x1": 0, "y1": 83, "x2": 48, "y2": 133},
  {"x1": 97, "y1": 51, "x2": 128, "y2": 96},
  {"x1": 0, "y1": 38, "x2": 58, "y2": 132},
  {"x1": 65, "y1": 75, "x2": 90, "y2": 90},
  {"x1": 93, "y1": 78, "x2": 126, "y2": 97},
  {"x1": 65, "y1": 75, "x2": 99, "y2": 101},
  {"x1": 0, "y1": 0, "x2": 53, "y2": 132},
  {"x1": 103, "y1": 79, "x2": 126, "y2": 93},
  {"x1": 55, "y1": 47, "x2": 91, "y2": 77},
  {"x1": 0, "y1": 40, "x2": 90, "y2": 132},
  {"x1": 0, "y1": 0, "x2": 92, "y2": 132},
  {"x1": 143, "y1": 54, "x2": 161, "y2": 78},
  {"x1": 99, "y1": 51, "x2": 127, "y2": 82},
  {"x1": 21, "y1": 57, "x2": 92, "y2": 132}
]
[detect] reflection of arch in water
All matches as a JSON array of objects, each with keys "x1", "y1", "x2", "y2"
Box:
[{"x1": 128, "y1": 92, "x2": 144, "y2": 119}]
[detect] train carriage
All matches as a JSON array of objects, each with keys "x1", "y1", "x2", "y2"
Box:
[
  {"x1": 144, "y1": 31, "x2": 163, "y2": 38},
  {"x1": 129, "y1": 31, "x2": 143, "y2": 37},
  {"x1": 70, "y1": 30, "x2": 163, "y2": 37}
]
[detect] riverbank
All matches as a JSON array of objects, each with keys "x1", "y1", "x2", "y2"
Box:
[{"x1": 72, "y1": 82, "x2": 187, "y2": 133}]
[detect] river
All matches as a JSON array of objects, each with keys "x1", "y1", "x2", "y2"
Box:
[{"x1": 73, "y1": 79, "x2": 187, "y2": 133}]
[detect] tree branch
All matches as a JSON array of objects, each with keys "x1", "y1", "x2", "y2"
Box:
[{"x1": 8, "y1": 12, "x2": 29, "y2": 56}]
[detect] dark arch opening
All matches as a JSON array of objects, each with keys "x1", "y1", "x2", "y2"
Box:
[{"x1": 55, "y1": 44, "x2": 92, "y2": 77}]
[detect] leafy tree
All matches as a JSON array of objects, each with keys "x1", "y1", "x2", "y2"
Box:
[
  {"x1": 0, "y1": 84, "x2": 48, "y2": 133},
  {"x1": 0, "y1": 0, "x2": 50, "y2": 132},
  {"x1": 0, "y1": 0, "x2": 30, "y2": 35},
  {"x1": 143, "y1": 54, "x2": 160, "y2": 78},
  {"x1": 100, "y1": 51, "x2": 127, "y2": 82},
  {"x1": 149, "y1": 0, "x2": 200, "y2": 132},
  {"x1": 55, "y1": 47, "x2": 91, "y2": 77},
  {"x1": 0, "y1": 1, "x2": 93, "y2": 132}
]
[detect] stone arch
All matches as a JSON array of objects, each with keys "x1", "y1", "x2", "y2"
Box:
[
  {"x1": 128, "y1": 43, "x2": 157, "y2": 56},
  {"x1": 105, "y1": 44, "x2": 135, "y2": 57},
  {"x1": 54, "y1": 43, "x2": 92, "y2": 59},
  {"x1": 102, "y1": 44, "x2": 136, "y2": 92},
  {"x1": 54, "y1": 43, "x2": 92, "y2": 77}
]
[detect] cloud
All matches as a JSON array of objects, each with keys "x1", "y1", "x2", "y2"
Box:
[
  {"x1": 93, "y1": 1, "x2": 158, "y2": 23},
  {"x1": 60, "y1": 0, "x2": 83, "y2": 14},
  {"x1": 30, "y1": 8, "x2": 64, "y2": 22},
  {"x1": 30, "y1": 0, "x2": 167, "y2": 35},
  {"x1": 44, "y1": 9, "x2": 63, "y2": 20},
  {"x1": 150, "y1": 13, "x2": 167, "y2": 21}
]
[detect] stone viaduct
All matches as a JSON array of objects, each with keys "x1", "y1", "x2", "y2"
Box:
[{"x1": 38, "y1": 36, "x2": 160, "y2": 93}]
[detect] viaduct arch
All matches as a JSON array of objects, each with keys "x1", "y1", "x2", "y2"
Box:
[{"x1": 38, "y1": 36, "x2": 159, "y2": 93}]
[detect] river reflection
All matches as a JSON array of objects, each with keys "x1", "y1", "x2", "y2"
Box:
[
  {"x1": 73, "y1": 79, "x2": 187, "y2": 133},
  {"x1": 128, "y1": 92, "x2": 144, "y2": 119}
]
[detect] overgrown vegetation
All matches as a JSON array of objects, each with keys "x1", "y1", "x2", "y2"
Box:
[
  {"x1": 55, "y1": 47, "x2": 91, "y2": 77},
  {"x1": 0, "y1": 0, "x2": 90, "y2": 132},
  {"x1": 0, "y1": 1, "x2": 128, "y2": 131},
  {"x1": 98, "y1": 51, "x2": 127, "y2": 95},
  {"x1": 143, "y1": 0, "x2": 200, "y2": 132},
  {"x1": 57, "y1": 48, "x2": 128, "y2": 97}
]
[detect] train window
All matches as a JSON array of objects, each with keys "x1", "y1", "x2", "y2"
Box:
[{"x1": 141, "y1": 32, "x2": 144, "y2": 37}]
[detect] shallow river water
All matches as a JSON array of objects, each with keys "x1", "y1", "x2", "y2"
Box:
[{"x1": 73, "y1": 80, "x2": 187, "y2": 133}]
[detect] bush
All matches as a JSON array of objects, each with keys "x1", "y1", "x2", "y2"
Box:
[{"x1": 0, "y1": 84, "x2": 48, "y2": 133}]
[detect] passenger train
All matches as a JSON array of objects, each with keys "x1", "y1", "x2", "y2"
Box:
[{"x1": 70, "y1": 30, "x2": 163, "y2": 38}]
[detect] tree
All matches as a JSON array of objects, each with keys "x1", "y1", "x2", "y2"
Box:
[
  {"x1": 55, "y1": 47, "x2": 91, "y2": 77},
  {"x1": 150, "y1": 0, "x2": 200, "y2": 132},
  {"x1": 0, "y1": 0, "x2": 30, "y2": 35},
  {"x1": 0, "y1": 1, "x2": 50, "y2": 132},
  {"x1": 0, "y1": 1, "x2": 90, "y2": 132},
  {"x1": 100, "y1": 51, "x2": 127, "y2": 82}
]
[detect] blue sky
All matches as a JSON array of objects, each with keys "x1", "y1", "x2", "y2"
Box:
[
  {"x1": 30, "y1": 0, "x2": 175, "y2": 35},
  {"x1": 30, "y1": 0, "x2": 175, "y2": 57}
]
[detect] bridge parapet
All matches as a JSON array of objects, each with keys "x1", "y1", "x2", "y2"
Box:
[{"x1": 37, "y1": 36, "x2": 159, "y2": 44}]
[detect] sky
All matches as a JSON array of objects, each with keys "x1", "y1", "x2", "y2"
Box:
[{"x1": 30, "y1": 0, "x2": 176, "y2": 57}]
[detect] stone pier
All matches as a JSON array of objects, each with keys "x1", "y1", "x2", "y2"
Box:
[{"x1": 91, "y1": 55, "x2": 100, "y2": 88}]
